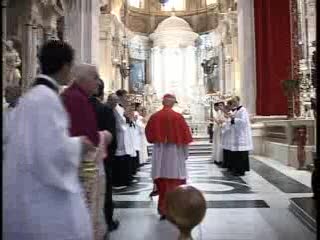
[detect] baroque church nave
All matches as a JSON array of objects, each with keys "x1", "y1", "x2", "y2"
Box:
[{"x1": 2, "y1": 0, "x2": 318, "y2": 240}]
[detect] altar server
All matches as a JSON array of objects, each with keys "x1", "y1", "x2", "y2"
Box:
[
  {"x1": 221, "y1": 100, "x2": 233, "y2": 170},
  {"x1": 228, "y1": 96, "x2": 253, "y2": 176},
  {"x1": 145, "y1": 94, "x2": 192, "y2": 220},
  {"x1": 211, "y1": 101, "x2": 225, "y2": 165},
  {"x1": 135, "y1": 106, "x2": 149, "y2": 165},
  {"x1": 113, "y1": 89, "x2": 134, "y2": 187},
  {"x1": 3, "y1": 40, "x2": 94, "y2": 240}
]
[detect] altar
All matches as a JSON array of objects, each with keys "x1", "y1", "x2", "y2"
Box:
[{"x1": 262, "y1": 119, "x2": 315, "y2": 169}]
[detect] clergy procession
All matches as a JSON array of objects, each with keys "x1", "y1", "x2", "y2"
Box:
[{"x1": 3, "y1": 40, "x2": 253, "y2": 240}]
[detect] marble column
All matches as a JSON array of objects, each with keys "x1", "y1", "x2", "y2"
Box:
[
  {"x1": 64, "y1": 0, "x2": 100, "y2": 65},
  {"x1": 31, "y1": 25, "x2": 38, "y2": 79},
  {"x1": 307, "y1": 0, "x2": 316, "y2": 75},
  {"x1": 99, "y1": 30, "x2": 113, "y2": 92},
  {"x1": 237, "y1": 0, "x2": 256, "y2": 115},
  {"x1": 224, "y1": 43, "x2": 233, "y2": 93},
  {"x1": 2, "y1": 0, "x2": 8, "y2": 92},
  {"x1": 219, "y1": 45, "x2": 226, "y2": 93},
  {"x1": 21, "y1": 21, "x2": 34, "y2": 90}
]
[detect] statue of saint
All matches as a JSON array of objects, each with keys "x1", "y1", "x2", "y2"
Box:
[
  {"x1": 144, "y1": 84, "x2": 158, "y2": 114},
  {"x1": 5, "y1": 40, "x2": 21, "y2": 87},
  {"x1": 201, "y1": 57, "x2": 218, "y2": 93}
]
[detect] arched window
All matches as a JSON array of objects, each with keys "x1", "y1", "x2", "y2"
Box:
[
  {"x1": 162, "y1": 0, "x2": 185, "y2": 11},
  {"x1": 129, "y1": 0, "x2": 144, "y2": 8}
]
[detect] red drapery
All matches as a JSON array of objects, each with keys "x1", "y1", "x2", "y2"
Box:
[{"x1": 254, "y1": 0, "x2": 291, "y2": 115}]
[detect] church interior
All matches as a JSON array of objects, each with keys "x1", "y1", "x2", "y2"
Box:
[{"x1": 2, "y1": 0, "x2": 319, "y2": 239}]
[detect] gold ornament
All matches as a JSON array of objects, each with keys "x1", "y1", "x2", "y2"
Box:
[{"x1": 166, "y1": 185, "x2": 207, "y2": 240}]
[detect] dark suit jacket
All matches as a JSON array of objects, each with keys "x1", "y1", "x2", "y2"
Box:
[{"x1": 89, "y1": 97, "x2": 117, "y2": 156}]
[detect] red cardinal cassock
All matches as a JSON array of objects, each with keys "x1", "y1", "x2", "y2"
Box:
[
  {"x1": 145, "y1": 106, "x2": 192, "y2": 145},
  {"x1": 145, "y1": 94, "x2": 193, "y2": 218}
]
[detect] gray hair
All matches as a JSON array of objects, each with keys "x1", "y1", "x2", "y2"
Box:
[{"x1": 72, "y1": 63, "x2": 97, "y2": 83}]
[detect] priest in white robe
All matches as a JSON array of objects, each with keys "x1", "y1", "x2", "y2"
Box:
[
  {"x1": 113, "y1": 89, "x2": 135, "y2": 187},
  {"x1": 134, "y1": 107, "x2": 149, "y2": 165},
  {"x1": 228, "y1": 96, "x2": 253, "y2": 176},
  {"x1": 3, "y1": 40, "x2": 94, "y2": 240},
  {"x1": 220, "y1": 100, "x2": 233, "y2": 170}
]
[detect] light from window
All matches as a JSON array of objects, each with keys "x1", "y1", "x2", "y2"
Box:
[
  {"x1": 129, "y1": 0, "x2": 144, "y2": 8},
  {"x1": 162, "y1": 0, "x2": 185, "y2": 11},
  {"x1": 206, "y1": 0, "x2": 218, "y2": 5}
]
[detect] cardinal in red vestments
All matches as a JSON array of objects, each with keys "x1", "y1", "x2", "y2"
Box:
[{"x1": 145, "y1": 94, "x2": 192, "y2": 220}]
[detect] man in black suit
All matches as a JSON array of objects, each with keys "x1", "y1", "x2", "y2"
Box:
[{"x1": 89, "y1": 80, "x2": 120, "y2": 235}]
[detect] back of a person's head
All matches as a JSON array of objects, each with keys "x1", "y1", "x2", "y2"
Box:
[
  {"x1": 39, "y1": 40, "x2": 74, "y2": 75},
  {"x1": 227, "y1": 100, "x2": 233, "y2": 107},
  {"x1": 115, "y1": 89, "x2": 127, "y2": 97},
  {"x1": 107, "y1": 93, "x2": 118, "y2": 103},
  {"x1": 233, "y1": 96, "x2": 240, "y2": 102},
  {"x1": 92, "y1": 79, "x2": 104, "y2": 98},
  {"x1": 162, "y1": 99, "x2": 175, "y2": 107}
]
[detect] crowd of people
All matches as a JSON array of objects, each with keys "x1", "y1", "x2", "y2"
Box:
[
  {"x1": 3, "y1": 39, "x2": 252, "y2": 240},
  {"x1": 3, "y1": 40, "x2": 150, "y2": 240},
  {"x1": 209, "y1": 97, "x2": 253, "y2": 176}
]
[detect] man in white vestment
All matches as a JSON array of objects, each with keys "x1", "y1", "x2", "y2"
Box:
[
  {"x1": 3, "y1": 40, "x2": 94, "y2": 240},
  {"x1": 113, "y1": 89, "x2": 135, "y2": 187},
  {"x1": 228, "y1": 96, "x2": 253, "y2": 176},
  {"x1": 221, "y1": 100, "x2": 233, "y2": 170},
  {"x1": 211, "y1": 101, "x2": 225, "y2": 165},
  {"x1": 134, "y1": 106, "x2": 148, "y2": 165}
]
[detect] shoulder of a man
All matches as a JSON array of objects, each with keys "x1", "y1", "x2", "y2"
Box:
[
  {"x1": 238, "y1": 106, "x2": 248, "y2": 115},
  {"x1": 62, "y1": 86, "x2": 83, "y2": 100},
  {"x1": 171, "y1": 110, "x2": 184, "y2": 120},
  {"x1": 63, "y1": 87, "x2": 89, "y2": 108},
  {"x1": 27, "y1": 85, "x2": 60, "y2": 106}
]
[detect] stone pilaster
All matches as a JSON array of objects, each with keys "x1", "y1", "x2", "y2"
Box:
[
  {"x1": 2, "y1": 0, "x2": 8, "y2": 92},
  {"x1": 21, "y1": 20, "x2": 34, "y2": 90},
  {"x1": 64, "y1": 0, "x2": 100, "y2": 65},
  {"x1": 237, "y1": 0, "x2": 256, "y2": 115},
  {"x1": 31, "y1": 25, "x2": 38, "y2": 79},
  {"x1": 99, "y1": 15, "x2": 113, "y2": 93}
]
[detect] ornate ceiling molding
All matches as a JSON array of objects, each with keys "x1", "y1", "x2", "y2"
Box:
[{"x1": 127, "y1": 4, "x2": 221, "y2": 17}]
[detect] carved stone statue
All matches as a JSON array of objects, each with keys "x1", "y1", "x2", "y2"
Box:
[
  {"x1": 201, "y1": 57, "x2": 219, "y2": 93},
  {"x1": 5, "y1": 40, "x2": 21, "y2": 87},
  {"x1": 144, "y1": 84, "x2": 157, "y2": 114}
]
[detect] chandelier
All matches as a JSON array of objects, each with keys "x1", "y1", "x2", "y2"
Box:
[
  {"x1": 118, "y1": 0, "x2": 131, "y2": 88},
  {"x1": 159, "y1": 0, "x2": 169, "y2": 4}
]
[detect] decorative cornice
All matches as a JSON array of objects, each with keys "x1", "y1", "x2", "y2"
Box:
[{"x1": 127, "y1": 4, "x2": 221, "y2": 17}]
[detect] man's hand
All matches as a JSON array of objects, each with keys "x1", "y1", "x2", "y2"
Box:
[
  {"x1": 103, "y1": 130, "x2": 113, "y2": 145},
  {"x1": 81, "y1": 136, "x2": 95, "y2": 154}
]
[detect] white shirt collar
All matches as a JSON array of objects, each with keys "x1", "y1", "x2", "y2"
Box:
[{"x1": 36, "y1": 74, "x2": 60, "y2": 90}]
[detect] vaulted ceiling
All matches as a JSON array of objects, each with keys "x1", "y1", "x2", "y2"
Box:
[{"x1": 101, "y1": 0, "x2": 237, "y2": 34}]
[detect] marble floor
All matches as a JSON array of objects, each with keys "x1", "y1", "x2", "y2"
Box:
[{"x1": 109, "y1": 154, "x2": 316, "y2": 240}]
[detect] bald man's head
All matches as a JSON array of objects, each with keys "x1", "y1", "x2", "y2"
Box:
[{"x1": 72, "y1": 63, "x2": 99, "y2": 96}]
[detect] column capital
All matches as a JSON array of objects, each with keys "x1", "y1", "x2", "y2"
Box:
[{"x1": 1, "y1": 0, "x2": 8, "y2": 8}]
